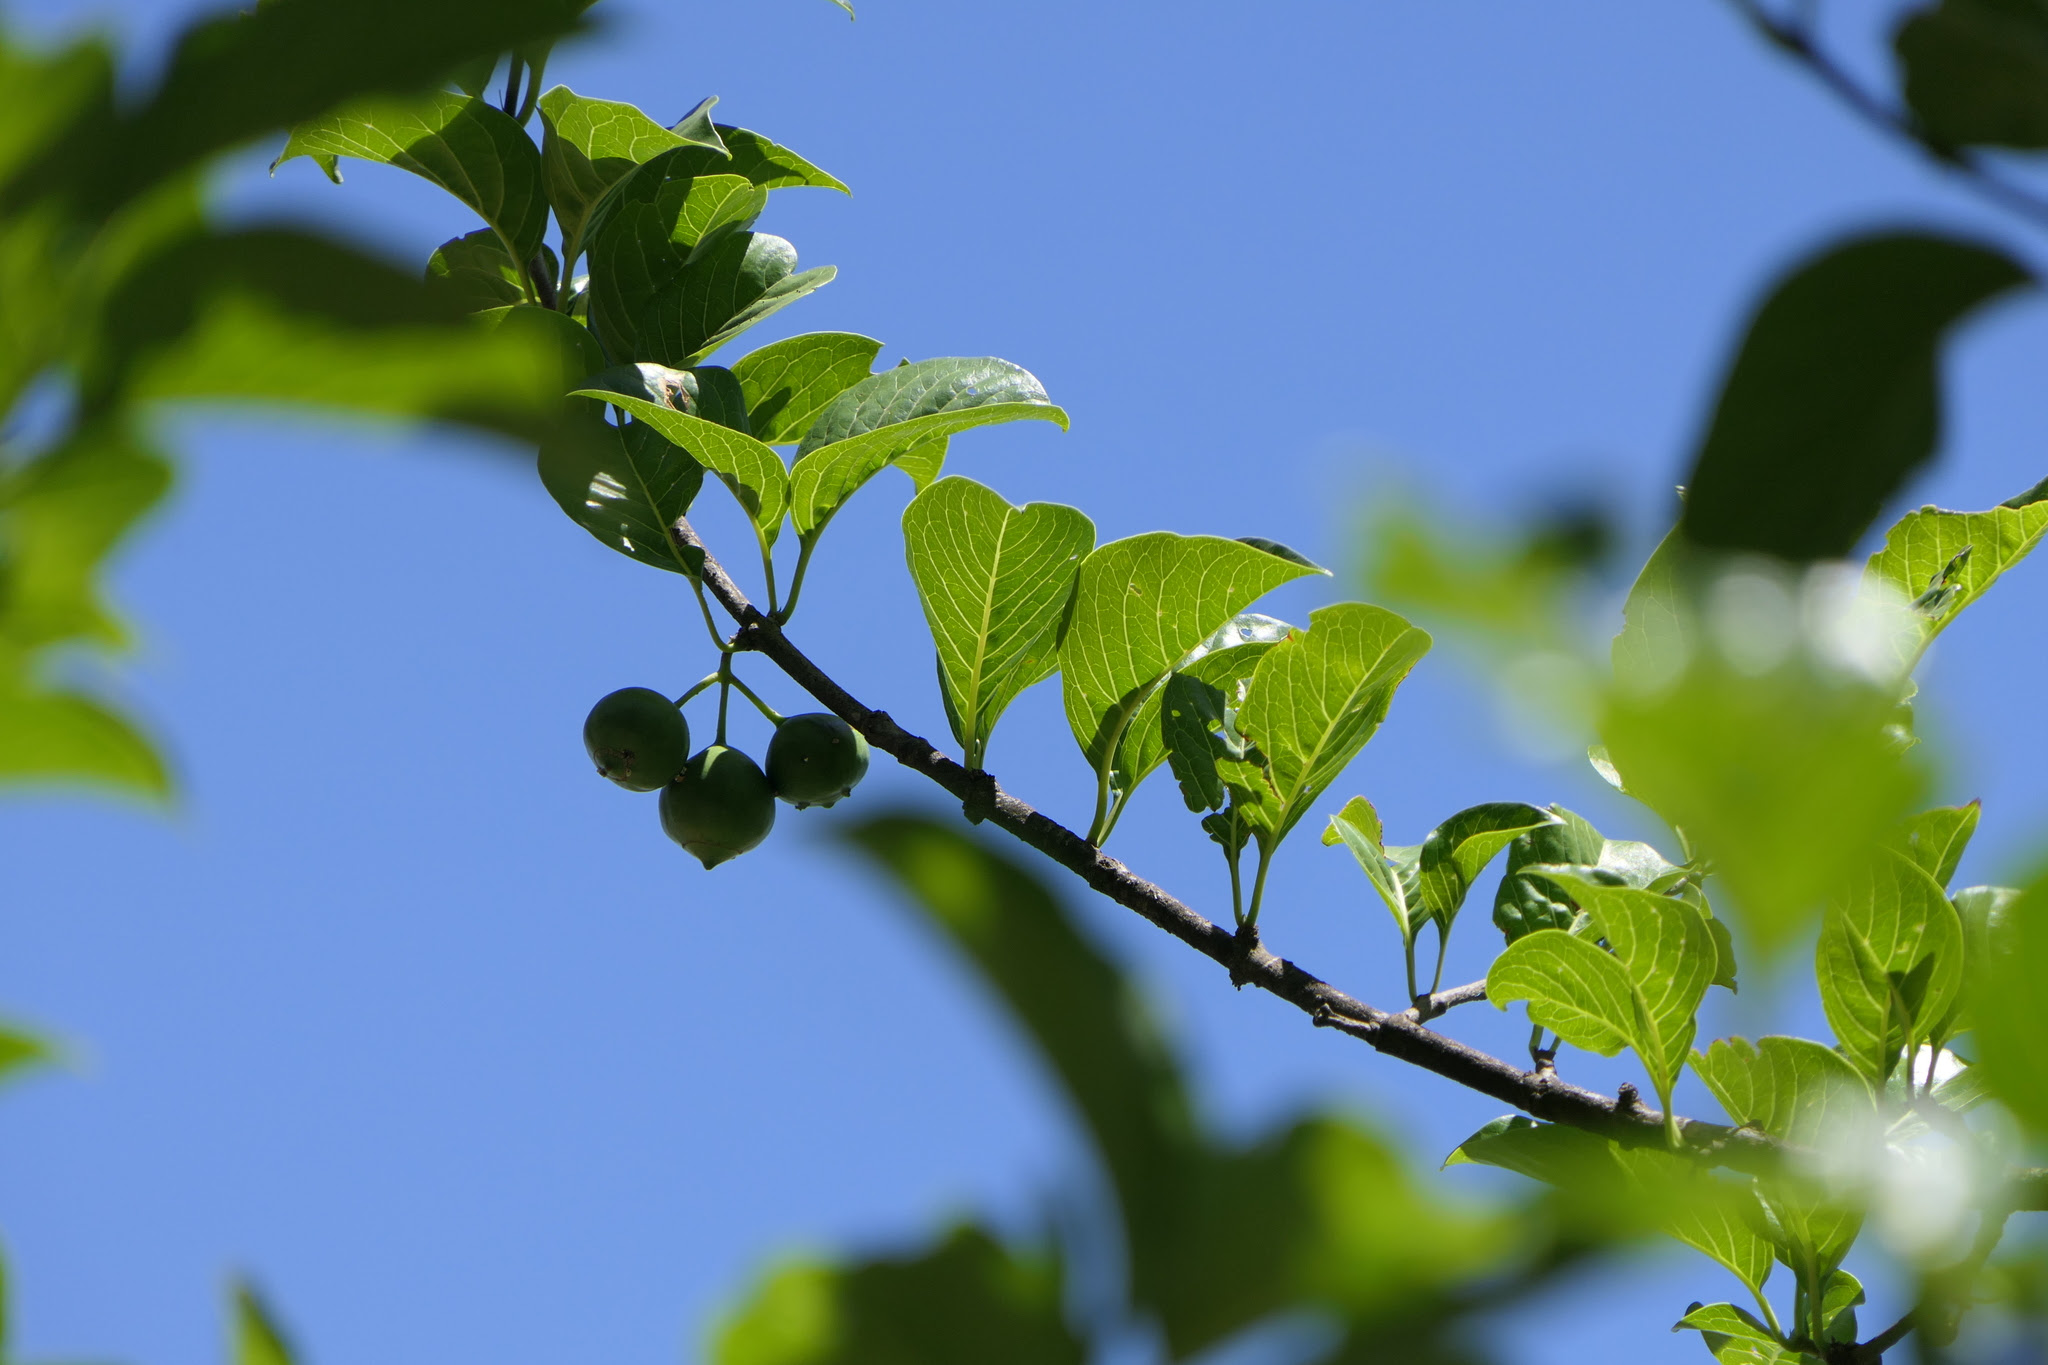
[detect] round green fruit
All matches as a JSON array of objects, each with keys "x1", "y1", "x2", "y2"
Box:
[
  {"x1": 660, "y1": 745, "x2": 776, "y2": 868},
  {"x1": 584, "y1": 687, "x2": 690, "y2": 792},
  {"x1": 766, "y1": 713, "x2": 871, "y2": 808}
]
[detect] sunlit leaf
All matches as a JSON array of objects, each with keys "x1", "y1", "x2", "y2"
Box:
[
  {"x1": 1864, "y1": 475, "x2": 2048, "y2": 656},
  {"x1": 1123, "y1": 613, "x2": 1291, "y2": 816},
  {"x1": 1816, "y1": 849, "x2": 1965, "y2": 1084},
  {"x1": 427, "y1": 229, "x2": 544, "y2": 313},
  {"x1": 730, "y1": 333, "x2": 882, "y2": 443},
  {"x1": 538, "y1": 87, "x2": 729, "y2": 272},
  {"x1": 902, "y1": 477, "x2": 1094, "y2": 768},
  {"x1": 0, "y1": 682, "x2": 168, "y2": 798},
  {"x1": 274, "y1": 92, "x2": 551, "y2": 264},
  {"x1": 789, "y1": 358, "x2": 1067, "y2": 538},
  {"x1": 1884, "y1": 802, "x2": 1979, "y2": 890},
  {"x1": 537, "y1": 409, "x2": 703, "y2": 575},
  {"x1": 589, "y1": 213, "x2": 833, "y2": 368},
  {"x1": 1325, "y1": 796, "x2": 1426, "y2": 943},
  {"x1": 1060, "y1": 535, "x2": 1319, "y2": 839},
  {"x1": 1973, "y1": 869, "x2": 2048, "y2": 1137},
  {"x1": 1413, "y1": 802, "x2": 1555, "y2": 935},
  {"x1": 1233, "y1": 603, "x2": 1430, "y2": 846},
  {"x1": 233, "y1": 1280, "x2": 298, "y2": 1365},
  {"x1": 571, "y1": 383, "x2": 787, "y2": 540},
  {"x1": 1692, "y1": 1035, "x2": 1874, "y2": 1144}
]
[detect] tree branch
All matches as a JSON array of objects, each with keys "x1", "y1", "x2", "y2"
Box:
[
  {"x1": 670, "y1": 518, "x2": 1783, "y2": 1174},
  {"x1": 1725, "y1": 0, "x2": 2048, "y2": 236}
]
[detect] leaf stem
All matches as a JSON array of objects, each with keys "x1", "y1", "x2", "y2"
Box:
[
  {"x1": 1226, "y1": 838, "x2": 1246, "y2": 928},
  {"x1": 500, "y1": 56, "x2": 524, "y2": 118},
  {"x1": 514, "y1": 52, "x2": 547, "y2": 124},
  {"x1": 1087, "y1": 760, "x2": 1116, "y2": 847},
  {"x1": 1245, "y1": 844, "x2": 1275, "y2": 929},
  {"x1": 674, "y1": 673, "x2": 722, "y2": 707},
  {"x1": 715, "y1": 654, "x2": 733, "y2": 746},
  {"x1": 1753, "y1": 1288, "x2": 1784, "y2": 1341},
  {"x1": 725, "y1": 670, "x2": 785, "y2": 726},
  {"x1": 778, "y1": 535, "x2": 820, "y2": 623},
  {"x1": 1405, "y1": 935, "x2": 1421, "y2": 1006},
  {"x1": 757, "y1": 524, "x2": 781, "y2": 618},
  {"x1": 1429, "y1": 922, "x2": 1449, "y2": 995},
  {"x1": 690, "y1": 578, "x2": 735, "y2": 653}
]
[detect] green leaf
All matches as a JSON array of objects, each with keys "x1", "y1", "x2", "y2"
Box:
[
  {"x1": 789, "y1": 358, "x2": 1068, "y2": 539},
  {"x1": 537, "y1": 409, "x2": 704, "y2": 575},
  {"x1": 1816, "y1": 849, "x2": 1966, "y2": 1084},
  {"x1": 1603, "y1": 542, "x2": 1927, "y2": 955},
  {"x1": 1820, "y1": 1269, "x2": 1865, "y2": 1347},
  {"x1": 1673, "y1": 1303, "x2": 1780, "y2": 1346},
  {"x1": 1414, "y1": 802, "x2": 1556, "y2": 935},
  {"x1": 1884, "y1": 802, "x2": 1980, "y2": 890},
  {"x1": 711, "y1": 1225, "x2": 1083, "y2": 1365},
  {"x1": 1864, "y1": 476, "x2": 2048, "y2": 652},
  {"x1": 474, "y1": 301, "x2": 608, "y2": 391},
  {"x1": 731, "y1": 332, "x2": 883, "y2": 443},
  {"x1": 1486, "y1": 930, "x2": 1635, "y2": 1058},
  {"x1": 0, "y1": 1026, "x2": 54, "y2": 1089},
  {"x1": 1692, "y1": 1036, "x2": 1875, "y2": 1144},
  {"x1": 274, "y1": 92, "x2": 550, "y2": 264},
  {"x1": 1897, "y1": 0, "x2": 2048, "y2": 149},
  {"x1": 1493, "y1": 872, "x2": 1715, "y2": 1108},
  {"x1": 570, "y1": 384, "x2": 788, "y2": 541},
  {"x1": 99, "y1": 229, "x2": 566, "y2": 440},
  {"x1": 0, "y1": 424, "x2": 170, "y2": 653},
  {"x1": 426, "y1": 229, "x2": 560, "y2": 314},
  {"x1": 902, "y1": 477, "x2": 1095, "y2": 769},
  {"x1": 37, "y1": 0, "x2": 587, "y2": 215},
  {"x1": 1059, "y1": 534, "x2": 1321, "y2": 836},
  {"x1": 1679, "y1": 231, "x2": 2030, "y2": 561},
  {"x1": 589, "y1": 213, "x2": 834, "y2": 368},
  {"x1": 1493, "y1": 806, "x2": 1606, "y2": 942},
  {"x1": 0, "y1": 682, "x2": 169, "y2": 798},
  {"x1": 1971, "y1": 870, "x2": 2048, "y2": 1137},
  {"x1": 233, "y1": 1280, "x2": 298, "y2": 1365},
  {"x1": 1324, "y1": 796, "x2": 1426, "y2": 944},
  {"x1": 537, "y1": 87, "x2": 730, "y2": 272},
  {"x1": 1233, "y1": 603, "x2": 1430, "y2": 846},
  {"x1": 1119, "y1": 613, "x2": 1291, "y2": 816}
]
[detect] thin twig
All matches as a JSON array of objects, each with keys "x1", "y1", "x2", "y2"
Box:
[
  {"x1": 670, "y1": 518, "x2": 1783, "y2": 1173},
  {"x1": 1404, "y1": 979, "x2": 1488, "y2": 1024},
  {"x1": 1725, "y1": 0, "x2": 2048, "y2": 236}
]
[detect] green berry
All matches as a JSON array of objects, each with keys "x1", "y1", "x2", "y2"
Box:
[
  {"x1": 584, "y1": 687, "x2": 690, "y2": 792},
  {"x1": 660, "y1": 745, "x2": 776, "y2": 868},
  {"x1": 766, "y1": 712, "x2": 871, "y2": 809}
]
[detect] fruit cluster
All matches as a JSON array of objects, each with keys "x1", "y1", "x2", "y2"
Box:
[{"x1": 582, "y1": 685, "x2": 871, "y2": 868}]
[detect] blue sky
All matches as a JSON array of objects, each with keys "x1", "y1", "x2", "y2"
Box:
[{"x1": 5, "y1": 1, "x2": 2047, "y2": 1362}]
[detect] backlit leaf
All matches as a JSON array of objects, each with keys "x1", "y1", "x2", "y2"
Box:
[
  {"x1": 790, "y1": 358, "x2": 1067, "y2": 538},
  {"x1": 1816, "y1": 849, "x2": 1965, "y2": 1084},
  {"x1": 1884, "y1": 802, "x2": 1980, "y2": 890},
  {"x1": 1414, "y1": 802, "x2": 1556, "y2": 934},
  {"x1": 1969, "y1": 870, "x2": 2048, "y2": 1136},
  {"x1": 1692, "y1": 1035, "x2": 1875, "y2": 1145},
  {"x1": 1325, "y1": 796, "x2": 1426, "y2": 944},
  {"x1": 537, "y1": 87, "x2": 729, "y2": 271},
  {"x1": 233, "y1": 1281, "x2": 298, "y2": 1365},
  {"x1": 1493, "y1": 806, "x2": 1605, "y2": 942},
  {"x1": 1864, "y1": 476, "x2": 2048, "y2": 656},
  {"x1": 902, "y1": 477, "x2": 1094, "y2": 769}
]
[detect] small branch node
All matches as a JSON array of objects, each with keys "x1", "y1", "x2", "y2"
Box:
[{"x1": 960, "y1": 768, "x2": 998, "y2": 825}]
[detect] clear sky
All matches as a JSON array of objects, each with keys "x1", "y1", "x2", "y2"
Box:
[{"x1": 5, "y1": 2, "x2": 2047, "y2": 1363}]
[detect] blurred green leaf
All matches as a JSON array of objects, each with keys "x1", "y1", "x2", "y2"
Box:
[
  {"x1": 0, "y1": 424, "x2": 170, "y2": 653},
  {"x1": 1679, "y1": 232, "x2": 2029, "y2": 561},
  {"x1": 233, "y1": 1280, "x2": 298, "y2": 1365},
  {"x1": 1819, "y1": 1269, "x2": 1864, "y2": 1347},
  {"x1": 902, "y1": 477, "x2": 1093, "y2": 769},
  {"x1": 1816, "y1": 849, "x2": 1965, "y2": 1084},
  {"x1": 1060, "y1": 534, "x2": 1319, "y2": 839},
  {"x1": 1414, "y1": 802, "x2": 1556, "y2": 936},
  {"x1": 1363, "y1": 496, "x2": 1610, "y2": 650},
  {"x1": 1673, "y1": 1302, "x2": 1779, "y2": 1345},
  {"x1": 20, "y1": 0, "x2": 586, "y2": 215},
  {"x1": 474, "y1": 300, "x2": 608, "y2": 390},
  {"x1": 1232, "y1": 604, "x2": 1430, "y2": 850},
  {"x1": 1865, "y1": 475, "x2": 2048, "y2": 656},
  {"x1": 99, "y1": 229, "x2": 565, "y2": 439},
  {"x1": 275, "y1": 92, "x2": 551, "y2": 264},
  {"x1": 1604, "y1": 546, "x2": 1926, "y2": 954},
  {"x1": 1897, "y1": 0, "x2": 2048, "y2": 149},
  {"x1": 1492, "y1": 872, "x2": 1714, "y2": 1119},
  {"x1": 711, "y1": 1226, "x2": 1082, "y2": 1365},
  {"x1": 538, "y1": 87, "x2": 729, "y2": 272},
  {"x1": 790, "y1": 359, "x2": 1067, "y2": 539},
  {"x1": 0, "y1": 1026, "x2": 55, "y2": 1090},
  {"x1": 732, "y1": 333, "x2": 882, "y2": 443},
  {"x1": 1975, "y1": 868, "x2": 2048, "y2": 1137},
  {"x1": 0, "y1": 34, "x2": 111, "y2": 193},
  {"x1": 571, "y1": 385, "x2": 787, "y2": 540},
  {"x1": 1885, "y1": 802, "x2": 1980, "y2": 890},
  {"x1": 0, "y1": 682, "x2": 168, "y2": 797}
]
